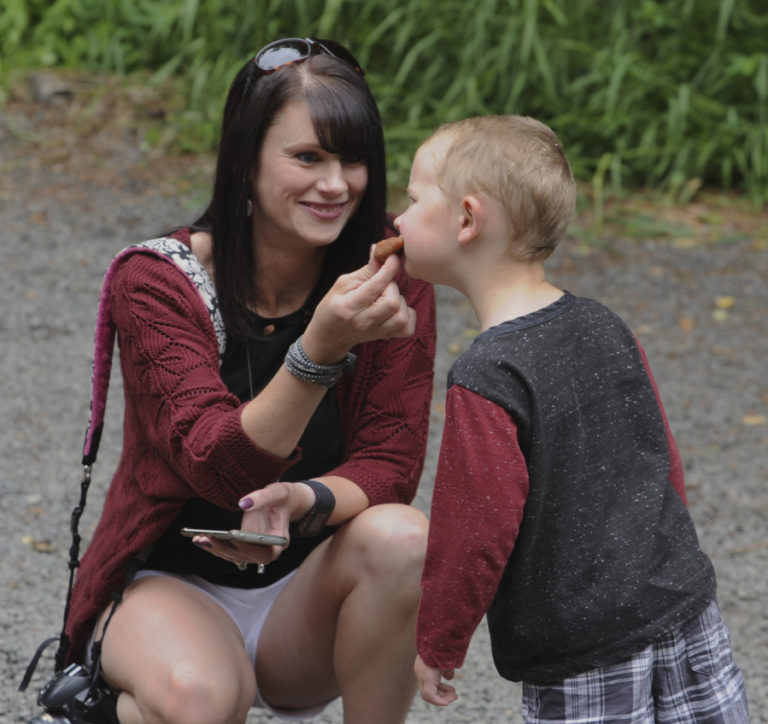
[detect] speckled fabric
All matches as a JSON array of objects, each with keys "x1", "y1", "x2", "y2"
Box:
[{"x1": 418, "y1": 292, "x2": 716, "y2": 684}]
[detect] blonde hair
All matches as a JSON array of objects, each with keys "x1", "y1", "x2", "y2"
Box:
[{"x1": 422, "y1": 115, "x2": 576, "y2": 259}]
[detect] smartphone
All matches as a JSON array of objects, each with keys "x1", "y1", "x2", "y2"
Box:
[{"x1": 181, "y1": 528, "x2": 288, "y2": 546}]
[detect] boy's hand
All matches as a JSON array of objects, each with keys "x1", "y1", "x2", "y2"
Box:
[{"x1": 414, "y1": 655, "x2": 458, "y2": 706}]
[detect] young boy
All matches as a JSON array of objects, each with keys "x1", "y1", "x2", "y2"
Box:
[{"x1": 394, "y1": 115, "x2": 749, "y2": 722}]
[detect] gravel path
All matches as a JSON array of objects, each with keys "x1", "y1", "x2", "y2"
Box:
[{"x1": 2, "y1": 91, "x2": 766, "y2": 723}]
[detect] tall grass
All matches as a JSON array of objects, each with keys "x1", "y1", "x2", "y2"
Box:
[{"x1": 2, "y1": 0, "x2": 767, "y2": 202}]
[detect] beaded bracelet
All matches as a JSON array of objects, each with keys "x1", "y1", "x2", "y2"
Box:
[{"x1": 284, "y1": 335, "x2": 356, "y2": 388}]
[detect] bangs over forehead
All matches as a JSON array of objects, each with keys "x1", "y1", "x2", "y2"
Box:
[{"x1": 303, "y1": 68, "x2": 381, "y2": 161}]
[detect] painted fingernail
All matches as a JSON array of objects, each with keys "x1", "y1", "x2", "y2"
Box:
[
  {"x1": 239, "y1": 497, "x2": 254, "y2": 510},
  {"x1": 194, "y1": 539, "x2": 212, "y2": 549}
]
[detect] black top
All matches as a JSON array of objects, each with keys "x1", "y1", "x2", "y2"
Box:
[{"x1": 145, "y1": 292, "x2": 343, "y2": 587}]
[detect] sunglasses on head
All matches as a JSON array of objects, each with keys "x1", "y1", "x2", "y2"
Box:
[{"x1": 253, "y1": 37, "x2": 364, "y2": 76}]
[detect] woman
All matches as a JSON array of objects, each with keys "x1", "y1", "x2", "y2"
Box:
[{"x1": 65, "y1": 38, "x2": 436, "y2": 723}]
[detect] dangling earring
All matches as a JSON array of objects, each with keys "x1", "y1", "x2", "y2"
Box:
[{"x1": 246, "y1": 198, "x2": 253, "y2": 217}]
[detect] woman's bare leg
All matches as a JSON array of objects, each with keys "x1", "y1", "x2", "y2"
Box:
[
  {"x1": 255, "y1": 503, "x2": 428, "y2": 724},
  {"x1": 96, "y1": 575, "x2": 256, "y2": 724}
]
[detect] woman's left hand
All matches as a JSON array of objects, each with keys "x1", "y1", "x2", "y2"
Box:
[{"x1": 191, "y1": 481, "x2": 314, "y2": 568}]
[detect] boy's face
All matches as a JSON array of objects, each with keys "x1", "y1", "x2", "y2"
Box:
[{"x1": 394, "y1": 143, "x2": 458, "y2": 285}]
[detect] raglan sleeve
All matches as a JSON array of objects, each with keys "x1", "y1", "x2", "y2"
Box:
[
  {"x1": 416, "y1": 384, "x2": 529, "y2": 670},
  {"x1": 635, "y1": 338, "x2": 687, "y2": 505}
]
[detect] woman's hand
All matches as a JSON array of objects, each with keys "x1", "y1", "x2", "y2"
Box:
[
  {"x1": 239, "y1": 253, "x2": 418, "y2": 459},
  {"x1": 191, "y1": 481, "x2": 315, "y2": 568},
  {"x1": 302, "y1": 253, "x2": 417, "y2": 364}
]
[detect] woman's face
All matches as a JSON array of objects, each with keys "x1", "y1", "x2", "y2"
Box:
[{"x1": 252, "y1": 100, "x2": 368, "y2": 253}]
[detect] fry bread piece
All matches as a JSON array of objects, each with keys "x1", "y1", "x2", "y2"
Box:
[{"x1": 373, "y1": 235, "x2": 404, "y2": 263}]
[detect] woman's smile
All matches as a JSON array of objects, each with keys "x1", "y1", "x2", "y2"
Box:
[{"x1": 301, "y1": 200, "x2": 349, "y2": 219}]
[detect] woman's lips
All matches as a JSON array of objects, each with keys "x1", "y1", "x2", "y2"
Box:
[{"x1": 302, "y1": 201, "x2": 348, "y2": 219}]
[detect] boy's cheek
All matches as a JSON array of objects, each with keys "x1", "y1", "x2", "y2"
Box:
[{"x1": 402, "y1": 254, "x2": 425, "y2": 282}]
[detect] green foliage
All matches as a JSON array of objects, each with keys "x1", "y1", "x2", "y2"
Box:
[{"x1": 2, "y1": 0, "x2": 767, "y2": 202}]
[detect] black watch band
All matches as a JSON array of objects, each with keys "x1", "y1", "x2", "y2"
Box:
[{"x1": 291, "y1": 480, "x2": 336, "y2": 537}]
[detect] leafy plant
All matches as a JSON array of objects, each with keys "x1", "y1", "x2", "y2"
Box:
[{"x1": 2, "y1": 0, "x2": 766, "y2": 203}]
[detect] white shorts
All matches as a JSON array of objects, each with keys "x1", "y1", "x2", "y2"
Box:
[{"x1": 113, "y1": 569, "x2": 332, "y2": 720}]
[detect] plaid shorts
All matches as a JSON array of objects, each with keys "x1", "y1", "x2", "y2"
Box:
[{"x1": 521, "y1": 599, "x2": 748, "y2": 723}]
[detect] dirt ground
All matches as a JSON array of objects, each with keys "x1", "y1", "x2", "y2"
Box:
[{"x1": 2, "y1": 72, "x2": 767, "y2": 723}]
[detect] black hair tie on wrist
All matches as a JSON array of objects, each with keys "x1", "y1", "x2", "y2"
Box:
[{"x1": 291, "y1": 480, "x2": 336, "y2": 537}]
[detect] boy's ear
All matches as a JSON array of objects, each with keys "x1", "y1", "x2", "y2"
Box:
[{"x1": 457, "y1": 194, "x2": 485, "y2": 245}]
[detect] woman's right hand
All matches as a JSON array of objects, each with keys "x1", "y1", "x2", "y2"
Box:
[
  {"x1": 301, "y1": 253, "x2": 416, "y2": 364},
  {"x1": 239, "y1": 253, "x2": 416, "y2": 460}
]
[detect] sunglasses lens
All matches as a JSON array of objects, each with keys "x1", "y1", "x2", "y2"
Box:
[
  {"x1": 313, "y1": 38, "x2": 364, "y2": 73},
  {"x1": 253, "y1": 37, "x2": 364, "y2": 76},
  {"x1": 255, "y1": 39, "x2": 311, "y2": 71}
]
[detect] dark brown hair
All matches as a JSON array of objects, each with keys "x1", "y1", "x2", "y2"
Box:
[{"x1": 196, "y1": 50, "x2": 386, "y2": 339}]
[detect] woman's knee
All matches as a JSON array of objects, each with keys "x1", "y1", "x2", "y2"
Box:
[
  {"x1": 99, "y1": 575, "x2": 256, "y2": 724},
  {"x1": 135, "y1": 661, "x2": 254, "y2": 724},
  {"x1": 156, "y1": 662, "x2": 255, "y2": 724},
  {"x1": 344, "y1": 504, "x2": 428, "y2": 584}
]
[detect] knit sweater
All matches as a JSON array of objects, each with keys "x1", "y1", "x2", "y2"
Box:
[
  {"x1": 64, "y1": 233, "x2": 436, "y2": 663},
  {"x1": 417, "y1": 292, "x2": 716, "y2": 683}
]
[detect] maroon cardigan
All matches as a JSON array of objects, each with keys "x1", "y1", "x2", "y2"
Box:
[{"x1": 65, "y1": 235, "x2": 436, "y2": 662}]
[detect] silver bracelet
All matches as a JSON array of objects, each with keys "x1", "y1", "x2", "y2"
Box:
[{"x1": 284, "y1": 336, "x2": 356, "y2": 388}]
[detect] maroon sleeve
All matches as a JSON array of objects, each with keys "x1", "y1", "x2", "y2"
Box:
[
  {"x1": 110, "y1": 253, "x2": 300, "y2": 507},
  {"x1": 417, "y1": 385, "x2": 529, "y2": 670},
  {"x1": 635, "y1": 339, "x2": 687, "y2": 505},
  {"x1": 332, "y1": 274, "x2": 436, "y2": 505}
]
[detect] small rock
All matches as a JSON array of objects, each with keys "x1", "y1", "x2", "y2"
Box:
[{"x1": 29, "y1": 73, "x2": 74, "y2": 105}]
